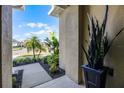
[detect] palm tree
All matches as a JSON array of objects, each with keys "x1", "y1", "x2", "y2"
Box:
[
  {"x1": 44, "y1": 37, "x2": 52, "y2": 53},
  {"x1": 44, "y1": 32, "x2": 59, "y2": 73},
  {"x1": 36, "y1": 43, "x2": 46, "y2": 58},
  {"x1": 45, "y1": 32, "x2": 59, "y2": 54},
  {"x1": 25, "y1": 36, "x2": 41, "y2": 59}
]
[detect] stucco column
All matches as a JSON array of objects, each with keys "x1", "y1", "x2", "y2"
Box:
[
  {"x1": 59, "y1": 6, "x2": 85, "y2": 84},
  {"x1": 49, "y1": 5, "x2": 86, "y2": 84},
  {"x1": 0, "y1": 5, "x2": 12, "y2": 88}
]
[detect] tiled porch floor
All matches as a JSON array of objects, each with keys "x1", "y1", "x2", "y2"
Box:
[{"x1": 34, "y1": 75, "x2": 84, "y2": 88}]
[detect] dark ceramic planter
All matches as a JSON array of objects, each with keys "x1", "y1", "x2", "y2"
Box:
[{"x1": 82, "y1": 65, "x2": 107, "y2": 88}]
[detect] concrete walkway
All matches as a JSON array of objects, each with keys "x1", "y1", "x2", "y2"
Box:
[
  {"x1": 13, "y1": 63, "x2": 52, "y2": 88},
  {"x1": 35, "y1": 75, "x2": 84, "y2": 88}
]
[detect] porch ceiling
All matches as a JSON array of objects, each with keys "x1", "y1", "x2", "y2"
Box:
[
  {"x1": 48, "y1": 5, "x2": 69, "y2": 17},
  {"x1": 12, "y1": 5, "x2": 25, "y2": 11}
]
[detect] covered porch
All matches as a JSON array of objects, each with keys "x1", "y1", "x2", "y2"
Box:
[{"x1": 0, "y1": 5, "x2": 124, "y2": 88}]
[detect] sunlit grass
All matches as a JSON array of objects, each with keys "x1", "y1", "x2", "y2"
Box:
[
  {"x1": 12, "y1": 47, "x2": 23, "y2": 51},
  {"x1": 17, "y1": 52, "x2": 50, "y2": 58}
]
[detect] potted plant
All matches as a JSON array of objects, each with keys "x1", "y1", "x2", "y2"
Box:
[{"x1": 81, "y1": 5, "x2": 124, "y2": 88}]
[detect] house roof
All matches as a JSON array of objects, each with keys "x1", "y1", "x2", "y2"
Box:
[{"x1": 12, "y1": 39, "x2": 20, "y2": 43}]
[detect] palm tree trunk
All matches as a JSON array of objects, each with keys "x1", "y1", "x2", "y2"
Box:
[
  {"x1": 38, "y1": 50, "x2": 41, "y2": 58},
  {"x1": 32, "y1": 41, "x2": 36, "y2": 61},
  {"x1": 33, "y1": 48, "x2": 36, "y2": 59}
]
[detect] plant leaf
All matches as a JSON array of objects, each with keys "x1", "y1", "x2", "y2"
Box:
[{"x1": 104, "y1": 27, "x2": 124, "y2": 57}]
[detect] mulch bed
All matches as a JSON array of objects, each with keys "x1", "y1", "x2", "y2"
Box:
[
  {"x1": 13, "y1": 61, "x2": 65, "y2": 79},
  {"x1": 39, "y1": 62, "x2": 65, "y2": 79},
  {"x1": 13, "y1": 61, "x2": 37, "y2": 67}
]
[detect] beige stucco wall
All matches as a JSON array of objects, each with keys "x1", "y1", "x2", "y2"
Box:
[
  {"x1": 59, "y1": 5, "x2": 124, "y2": 87},
  {"x1": 59, "y1": 6, "x2": 84, "y2": 84},
  {"x1": 0, "y1": 5, "x2": 12, "y2": 88},
  {"x1": 59, "y1": 9, "x2": 66, "y2": 69},
  {"x1": 82, "y1": 5, "x2": 124, "y2": 87}
]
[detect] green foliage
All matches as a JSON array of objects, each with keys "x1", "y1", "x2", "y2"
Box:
[
  {"x1": 13, "y1": 47, "x2": 23, "y2": 51},
  {"x1": 13, "y1": 57, "x2": 34, "y2": 66},
  {"x1": 12, "y1": 76, "x2": 16, "y2": 84},
  {"x1": 35, "y1": 57, "x2": 42, "y2": 62},
  {"x1": 49, "y1": 54, "x2": 59, "y2": 73},
  {"x1": 41, "y1": 55, "x2": 50, "y2": 64},
  {"x1": 47, "y1": 55, "x2": 53, "y2": 65},
  {"x1": 82, "y1": 6, "x2": 124, "y2": 69},
  {"x1": 44, "y1": 32, "x2": 59, "y2": 73},
  {"x1": 24, "y1": 36, "x2": 45, "y2": 60},
  {"x1": 13, "y1": 56, "x2": 45, "y2": 66},
  {"x1": 45, "y1": 32, "x2": 59, "y2": 54},
  {"x1": 49, "y1": 63, "x2": 58, "y2": 73},
  {"x1": 12, "y1": 76, "x2": 17, "y2": 87},
  {"x1": 23, "y1": 57, "x2": 32, "y2": 63},
  {"x1": 13, "y1": 57, "x2": 24, "y2": 64},
  {"x1": 36, "y1": 43, "x2": 46, "y2": 58},
  {"x1": 46, "y1": 54, "x2": 59, "y2": 73}
]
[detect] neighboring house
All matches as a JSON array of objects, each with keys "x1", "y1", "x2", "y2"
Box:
[{"x1": 12, "y1": 39, "x2": 22, "y2": 47}]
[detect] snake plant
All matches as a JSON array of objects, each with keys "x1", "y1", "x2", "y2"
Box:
[{"x1": 82, "y1": 5, "x2": 124, "y2": 69}]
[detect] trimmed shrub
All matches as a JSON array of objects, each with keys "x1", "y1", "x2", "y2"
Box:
[
  {"x1": 12, "y1": 76, "x2": 17, "y2": 88},
  {"x1": 46, "y1": 54, "x2": 59, "y2": 73},
  {"x1": 13, "y1": 57, "x2": 34, "y2": 67},
  {"x1": 47, "y1": 55, "x2": 53, "y2": 65},
  {"x1": 41, "y1": 55, "x2": 51, "y2": 64},
  {"x1": 35, "y1": 57, "x2": 42, "y2": 62},
  {"x1": 23, "y1": 57, "x2": 32, "y2": 63},
  {"x1": 49, "y1": 63, "x2": 58, "y2": 73}
]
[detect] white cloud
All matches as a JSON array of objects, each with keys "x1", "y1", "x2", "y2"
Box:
[
  {"x1": 27, "y1": 22, "x2": 48, "y2": 28},
  {"x1": 18, "y1": 25, "x2": 22, "y2": 28},
  {"x1": 25, "y1": 29, "x2": 52, "y2": 37},
  {"x1": 27, "y1": 23, "x2": 36, "y2": 28},
  {"x1": 13, "y1": 35, "x2": 26, "y2": 42},
  {"x1": 13, "y1": 35, "x2": 20, "y2": 39},
  {"x1": 15, "y1": 23, "x2": 59, "y2": 41},
  {"x1": 37, "y1": 23, "x2": 48, "y2": 28},
  {"x1": 44, "y1": 26, "x2": 51, "y2": 30},
  {"x1": 25, "y1": 24, "x2": 55, "y2": 37}
]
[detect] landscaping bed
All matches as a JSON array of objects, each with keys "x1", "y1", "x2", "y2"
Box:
[
  {"x1": 39, "y1": 62, "x2": 65, "y2": 79},
  {"x1": 13, "y1": 56, "x2": 65, "y2": 79},
  {"x1": 12, "y1": 70, "x2": 23, "y2": 88}
]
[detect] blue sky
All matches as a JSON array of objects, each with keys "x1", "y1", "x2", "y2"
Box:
[{"x1": 13, "y1": 5, "x2": 59, "y2": 41}]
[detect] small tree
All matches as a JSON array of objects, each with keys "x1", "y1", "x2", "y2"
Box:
[
  {"x1": 25, "y1": 36, "x2": 41, "y2": 59},
  {"x1": 45, "y1": 32, "x2": 59, "y2": 54},
  {"x1": 45, "y1": 32, "x2": 59, "y2": 73},
  {"x1": 36, "y1": 43, "x2": 46, "y2": 58}
]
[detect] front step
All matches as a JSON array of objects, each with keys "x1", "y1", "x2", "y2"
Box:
[{"x1": 34, "y1": 75, "x2": 84, "y2": 88}]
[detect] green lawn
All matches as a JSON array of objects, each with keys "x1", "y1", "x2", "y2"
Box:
[{"x1": 13, "y1": 47, "x2": 23, "y2": 51}]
